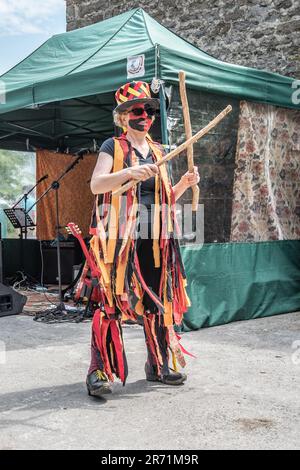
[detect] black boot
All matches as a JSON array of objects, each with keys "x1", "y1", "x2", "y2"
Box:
[
  {"x1": 145, "y1": 363, "x2": 187, "y2": 385},
  {"x1": 86, "y1": 370, "x2": 112, "y2": 397}
]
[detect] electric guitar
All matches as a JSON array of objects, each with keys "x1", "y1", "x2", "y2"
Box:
[{"x1": 66, "y1": 222, "x2": 100, "y2": 280}]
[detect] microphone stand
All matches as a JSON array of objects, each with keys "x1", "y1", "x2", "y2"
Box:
[
  {"x1": 11, "y1": 175, "x2": 47, "y2": 287},
  {"x1": 26, "y1": 150, "x2": 88, "y2": 315}
]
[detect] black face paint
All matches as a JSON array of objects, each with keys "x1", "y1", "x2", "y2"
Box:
[{"x1": 128, "y1": 117, "x2": 152, "y2": 132}]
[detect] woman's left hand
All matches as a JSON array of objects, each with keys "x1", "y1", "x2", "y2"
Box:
[{"x1": 180, "y1": 166, "x2": 200, "y2": 189}]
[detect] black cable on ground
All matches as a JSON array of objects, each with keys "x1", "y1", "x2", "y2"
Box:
[{"x1": 33, "y1": 305, "x2": 92, "y2": 323}]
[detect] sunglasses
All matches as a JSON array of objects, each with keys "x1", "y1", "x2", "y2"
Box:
[{"x1": 128, "y1": 105, "x2": 157, "y2": 117}]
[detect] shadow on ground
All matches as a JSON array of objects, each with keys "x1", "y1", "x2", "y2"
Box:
[{"x1": 0, "y1": 378, "x2": 183, "y2": 416}]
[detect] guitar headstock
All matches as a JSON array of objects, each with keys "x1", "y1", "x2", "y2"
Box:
[{"x1": 66, "y1": 222, "x2": 82, "y2": 238}]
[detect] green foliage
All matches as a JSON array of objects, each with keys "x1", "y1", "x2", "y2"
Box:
[
  {"x1": 0, "y1": 150, "x2": 35, "y2": 205},
  {"x1": 0, "y1": 150, "x2": 35, "y2": 237}
]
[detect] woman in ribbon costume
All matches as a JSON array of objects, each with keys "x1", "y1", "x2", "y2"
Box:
[{"x1": 86, "y1": 81, "x2": 199, "y2": 396}]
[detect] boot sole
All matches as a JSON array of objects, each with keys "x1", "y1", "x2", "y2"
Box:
[
  {"x1": 146, "y1": 375, "x2": 187, "y2": 385},
  {"x1": 87, "y1": 383, "x2": 112, "y2": 397}
]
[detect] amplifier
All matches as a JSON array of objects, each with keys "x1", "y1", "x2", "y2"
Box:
[
  {"x1": 41, "y1": 240, "x2": 76, "y2": 249},
  {"x1": 41, "y1": 241, "x2": 83, "y2": 284}
]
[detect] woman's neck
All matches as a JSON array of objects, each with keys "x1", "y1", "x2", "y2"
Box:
[{"x1": 126, "y1": 129, "x2": 148, "y2": 147}]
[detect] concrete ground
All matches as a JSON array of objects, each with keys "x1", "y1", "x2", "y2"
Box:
[{"x1": 0, "y1": 311, "x2": 299, "y2": 450}]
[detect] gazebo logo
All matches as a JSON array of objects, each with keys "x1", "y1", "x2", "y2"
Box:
[
  {"x1": 127, "y1": 55, "x2": 145, "y2": 79},
  {"x1": 292, "y1": 80, "x2": 300, "y2": 105},
  {"x1": 0, "y1": 80, "x2": 6, "y2": 105}
]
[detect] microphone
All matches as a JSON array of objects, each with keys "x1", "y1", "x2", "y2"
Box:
[{"x1": 76, "y1": 148, "x2": 90, "y2": 158}]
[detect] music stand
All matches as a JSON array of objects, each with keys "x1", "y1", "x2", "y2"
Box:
[{"x1": 4, "y1": 208, "x2": 35, "y2": 238}]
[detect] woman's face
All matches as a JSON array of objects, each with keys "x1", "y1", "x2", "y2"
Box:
[{"x1": 124, "y1": 102, "x2": 155, "y2": 133}]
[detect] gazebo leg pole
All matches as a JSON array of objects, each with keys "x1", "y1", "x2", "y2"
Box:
[{"x1": 159, "y1": 83, "x2": 169, "y2": 147}]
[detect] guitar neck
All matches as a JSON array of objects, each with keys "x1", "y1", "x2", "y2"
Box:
[{"x1": 73, "y1": 233, "x2": 99, "y2": 278}]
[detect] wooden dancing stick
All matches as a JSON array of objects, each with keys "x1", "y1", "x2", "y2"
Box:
[
  {"x1": 179, "y1": 70, "x2": 199, "y2": 211},
  {"x1": 112, "y1": 105, "x2": 232, "y2": 197}
]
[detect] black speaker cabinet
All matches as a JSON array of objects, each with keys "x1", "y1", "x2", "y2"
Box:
[
  {"x1": 1, "y1": 238, "x2": 83, "y2": 286},
  {"x1": 2, "y1": 239, "x2": 41, "y2": 282},
  {"x1": 41, "y1": 242, "x2": 82, "y2": 284},
  {"x1": 0, "y1": 283, "x2": 27, "y2": 317}
]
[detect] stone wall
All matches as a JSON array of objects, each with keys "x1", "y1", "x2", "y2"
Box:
[{"x1": 66, "y1": 0, "x2": 300, "y2": 79}]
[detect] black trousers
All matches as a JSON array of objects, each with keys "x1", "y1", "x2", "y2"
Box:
[
  {"x1": 136, "y1": 224, "x2": 169, "y2": 376},
  {"x1": 136, "y1": 235, "x2": 162, "y2": 313}
]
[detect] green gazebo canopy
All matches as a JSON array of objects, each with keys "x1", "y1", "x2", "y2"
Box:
[{"x1": 0, "y1": 7, "x2": 298, "y2": 152}]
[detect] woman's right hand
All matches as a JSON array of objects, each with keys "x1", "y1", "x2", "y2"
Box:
[{"x1": 128, "y1": 164, "x2": 159, "y2": 181}]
